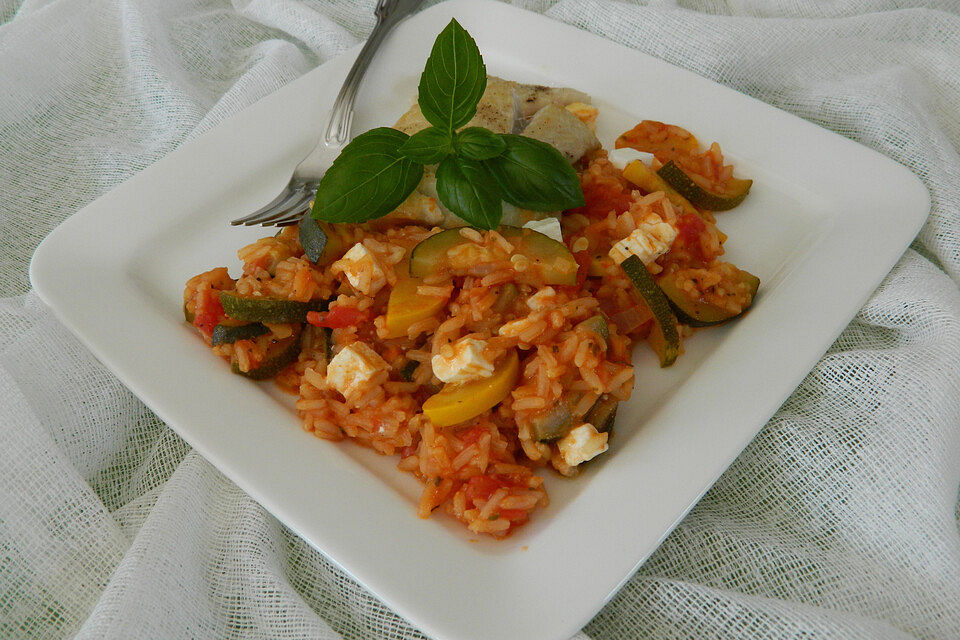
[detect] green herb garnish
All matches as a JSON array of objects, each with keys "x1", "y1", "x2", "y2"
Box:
[
  {"x1": 311, "y1": 18, "x2": 584, "y2": 229},
  {"x1": 486, "y1": 134, "x2": 584, "y2": 211},
  {"x1": 455, "y1": 127, "x2": 506, "y2": 161},
  {"x1": 312, "y1": 128, "x2": 423, "y2": 223},
  {"x1": 417, "y1": 19, "x2": 488, "y2": 133}
]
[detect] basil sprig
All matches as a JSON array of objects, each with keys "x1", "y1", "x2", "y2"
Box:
[
  {"x1": 311, "y1": 18, "x2": 584, "y2": 229},
  {"x1": 312, "y1": 128, "x2": 423, "y2": 223},
  {"x1": 486, "y1": 135, "x2": 584, "y2": 210}
]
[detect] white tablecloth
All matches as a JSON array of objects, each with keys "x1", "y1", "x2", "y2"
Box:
[{"x1": 1, "y1": 1, "x2": 958, "y2": 638}]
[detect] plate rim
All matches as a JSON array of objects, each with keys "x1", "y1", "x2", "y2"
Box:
[{"x1": 29, "y1": 2, "x2": 930, "y2": 640}]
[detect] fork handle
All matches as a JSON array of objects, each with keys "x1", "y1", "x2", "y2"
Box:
[{"x1": 294, "y1": 0, "x2": 420, "y2": 181}]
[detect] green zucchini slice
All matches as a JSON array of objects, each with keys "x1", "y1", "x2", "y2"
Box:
[
  {"x1": 298, "y1": 215, "x2": 328, "y2": 263},
  {"x1": 231, "y1": 333, "x2": 301, "y2": 380},
  {"x1": 575, "y1": 314, "x2": 609, "y2": 345},
  {"x1": 211, "y1": 322, "x2": 269, "y2": 346},
  {"x1": 400, "y1": 360, "x2": 419, "y2": 382},
  {"x1": 585, "y1": 394, "x2": 619, "y2": 434},
  {"x1": 219, "y1": 292, "x2": 324, "y2": 323},
  {"x1": 299, "y1": 324, "x2": 332, "y2": 372},
  {"x1": 657, "y1": 269, "x2": 759, "y2": 327},
  {"x1": 620, "y1": 255, "x2": 680, "y2": 367},
  {"x1": 409, "y1": 226, "x2": 578, "y2": 286},
  {"x1": 657, "y1": 161, "x2": 752, "y2": 211},
  {"x1": 533, "y1": 392, "x2": 620, "y2": 442},
  {"x1": 532, "y1": 393, "x2": 582, "y2": 443},
  {"x1": 491, "y1": 282, "x2": 519, "y2": 315}
]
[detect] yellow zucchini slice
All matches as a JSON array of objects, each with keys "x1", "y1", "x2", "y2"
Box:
[
  {"x1": 422, "y1": 350, "x2": 520, "y2": 427},
  {"x1": 383, "y1": 275, "x2": 448, "y2": 339}
]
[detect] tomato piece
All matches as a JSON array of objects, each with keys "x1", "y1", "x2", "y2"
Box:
[
  {"x1": 674, "y1": 213, "x2": 711, "y2": 264},
  {"x1": 571, "y1": 179, "x2": 634, "y2": 220},
  {"x1": 459, "y1": 425, "x2": 486, "y2": 446},
  {"x1": 192, "y1": 288, "x2": 225, "y2": 337},
  {"x1": 676, "y1": 213, "x2": 706, "y2": 246},
  {"x1": 463, "y1": 475, "x2": 507, "y2": 505},
  {"x1": 307, "y1": 305, "x2": 369, "y2": 329}
]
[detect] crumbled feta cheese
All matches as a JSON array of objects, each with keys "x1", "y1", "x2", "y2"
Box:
[
  {"x1": 557, "y1": 423, "x2": 609, "y2": 467},
  {"x1": 326, "y1": 342, "x2": 389, "y2": 401},
  {"x1": 609, "y1": 221, "x2": 678, "y2": 265},
  {"x1": 522, "y1": 217, "x2": 563, "y2": 243},
  {"x1": 335, "y1": 242, "x2": 386, "y2": 296},
  {"x1": 608, "y1": 148, "x2": 656, "y2": 171},
  {"x1": 526, "y1": 286, "x2": 558, "y2": 311},
  {"x1": 431, "y1": 337, "x2": 494, "y2": 385}
]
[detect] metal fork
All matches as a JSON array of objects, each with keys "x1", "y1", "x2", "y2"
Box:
[{"x1": 231, "y1": 0, "x2": 425, "y2": 227}]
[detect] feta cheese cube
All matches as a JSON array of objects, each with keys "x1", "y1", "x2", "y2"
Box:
[
  {"x1": 335, "y1": 242, "x2": 386, "y2": 296},
  {"x1": 609, "y1": 220, "x2": 678, "y2": 265},
  {"x1": 522, "y1": 217, "x2": 563, "y2": 243},
  {"x1": 431, "y1": 337, "x2": 494, "y2": 385},
  {"x1": 326, "y1": 342, "x2": 389, "y2": 402},
  {"x1": 557, "y1": 423, "x2": 609, "y2": 467}
]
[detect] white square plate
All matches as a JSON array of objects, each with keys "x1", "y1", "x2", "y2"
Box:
[{"x1": 30, "y1": 2, "x2": 929, "y2": 639}]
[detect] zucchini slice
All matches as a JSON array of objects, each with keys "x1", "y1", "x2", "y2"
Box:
[
  {"x1": 491, "y1": 282, "x2": 519, "y2": 315},
  {"x1": 400, "y1": 360, "x2": 419, "y2": 382},
  {"x1": 231, "y1": 333, "x2": 301, "y2": 380},
  {"x1": 585, "y1": 394, "x2": 619, "y2": 434},
  {"x1": 657, "y1": 268, "x2": 760, "y2": 327},
  {"x1": 300, "y1": 324, "x2": 332, "y2": 372},
  {"x1": 219, "y1": 292, "x2": 324, "y2": 323},
  {"x1": 211, "y1": 322, "x2": 269, "y2": 346},
  {"x1": 533, "y1": 391, "x2": 619, "y2": 442},
  {"x1": 422, "y1": 350, "x2": 520, "y2": 428},
  {"x1": 298, "y1": 215, "x2": 327, "y2": 263},
  {"x1": 657, "y1": 161, "x2": 752, "y2": 211},
  {"x1": 532, "y1": 394, "x2": 581, "y2": 443},
  {"x1": 409, "y1": 226, "x2": 578, "y2": 286},
  {"x1": 575, "y1": 314, "x2": 609, "y2": 345},
  {"x1": 299, "y1": 215, "x2": 349, "y2": 265},
  {"x1": 615, "y1": 121, "x2": 700, "y2": 159},
  {"x1": 620, "y1": 255, "x2": 680, "y2": 367},
  {"x1": 622, "y1": 160, "x2": 699, "y2": 218}
]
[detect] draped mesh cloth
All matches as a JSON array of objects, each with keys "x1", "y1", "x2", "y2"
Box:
[{"x1": 2, "y1": 0, "x2": 959, "y2": 638}]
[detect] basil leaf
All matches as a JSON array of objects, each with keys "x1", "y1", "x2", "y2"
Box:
[
  {"x1": 398, "y1": 126, "x2": 453, "y2": 164},
  {"x1": 311, "y1": 127, "x2": 423, "y2": 223},
  {"x1": 455, "y1": 127, "x2": 506, "y2": 161},
  {"x1": 418, "y1": 19, "x2": 487, "y2": 133},
  {"x1": 435, "y1": 156, "x2": 503, "y2": 230},
  {"x1": 484, "y1": 134, "x2": 585, "y2": 211}
]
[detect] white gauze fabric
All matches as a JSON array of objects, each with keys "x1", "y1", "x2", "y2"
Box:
[{"x1": 1, "y1": 1, "x2": 958, "y2": 639}]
